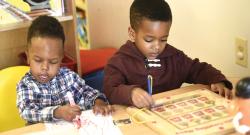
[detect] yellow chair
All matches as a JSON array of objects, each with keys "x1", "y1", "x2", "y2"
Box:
[{"x1": 0, "y1": 66, "x2": 29, "y2": 132}]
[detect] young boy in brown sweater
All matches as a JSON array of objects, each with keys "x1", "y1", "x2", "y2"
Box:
[{"x1": 103, "y1": 0, "x2": 232, "y2": 108}]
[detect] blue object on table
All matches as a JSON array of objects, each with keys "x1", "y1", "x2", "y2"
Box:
[{"x1": 147, "y1": 75, "x2": 153, "y2": 95}]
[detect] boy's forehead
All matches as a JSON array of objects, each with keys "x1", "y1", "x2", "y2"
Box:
[
  {"x1": 142, "y1": 17, "x2": 171, "y2": 24},
  {"x1": 28, "y1": 36, "x2": 64, "y2": 48},
  {"x1": 28, "y1": 38, "x2": 63, "y2": 56},
  {"x1": 136, "y1": 18, "x2": 171, "y2": 30},
  {"x1": 138, "y1": 19, "x2": 171, "y2": 30}
]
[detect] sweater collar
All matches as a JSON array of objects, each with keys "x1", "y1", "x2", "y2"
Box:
[{"x1": 119, "y1": 40, "x2": 179, "y2": 60}]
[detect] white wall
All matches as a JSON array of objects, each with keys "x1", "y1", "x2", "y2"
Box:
[
  {"x1": 87, "y1": 0, "x2": 250, "y2": 78},
  {"x1": 167, "y1": 0, "x2": 250, "y2": 78},
  {"x1": 87, "y1": 0, "x2": 132, "y2": 49}
]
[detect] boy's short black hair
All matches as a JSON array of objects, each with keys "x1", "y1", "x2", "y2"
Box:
[
  {"x1": 130, "y1": 0, "x2": 172, "y2": 31},
  {"x1": 236, "y1": 77, "x2": 250, "y2": 99},
  {"x1": 27, "y1": 15, "x2": 65, "y2": 47}
]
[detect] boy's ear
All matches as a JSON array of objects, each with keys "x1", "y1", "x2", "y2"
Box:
[{"x1": 128, "y1": 27, "x2": 135, "y2": 42}]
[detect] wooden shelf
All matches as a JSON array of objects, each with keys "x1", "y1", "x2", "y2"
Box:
[
  {"x1": 0, "y1": 0, "x2": 81, "y2": 74},
  {"x1": 0, "y1": 15, "x2": 73, "y2": 32}
]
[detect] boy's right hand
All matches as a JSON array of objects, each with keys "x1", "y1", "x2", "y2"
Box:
[
  {"x1": 131, "y1": 87, "x2": 154, "y2": 108},
  {"x1": 54, "y1": 104, "x2": 81, "y2": 122}
]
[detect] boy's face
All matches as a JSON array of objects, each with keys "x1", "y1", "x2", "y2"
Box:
[
  {"x1": 26, "y1": 37, "x2": 63, "y2": 83},
  {"x1": 129, "y1": 19, "x2": 171, "y2": 60}
]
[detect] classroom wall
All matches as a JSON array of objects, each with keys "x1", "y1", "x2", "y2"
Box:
[
  {"x1": 87, "y1": 0, "x2": 133, "y2": 49},
  {"x1": 88, "y1": 0, "x2": 250, "y2": 78},
  {"x1": 167, "y1": 0, "x2": 250, "y2": 78}
]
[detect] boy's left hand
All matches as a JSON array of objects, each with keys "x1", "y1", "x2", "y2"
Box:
[
  {"x1": 93, "y1": 99, "x2": 114, "y2": 116},
  {"x1": 210, "y1": 82, "x2": 232, "y2": 99}
]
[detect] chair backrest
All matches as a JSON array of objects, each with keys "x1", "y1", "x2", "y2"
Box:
[{"x1": 0, "y1": 66, "x2": 29, "y2": 132}]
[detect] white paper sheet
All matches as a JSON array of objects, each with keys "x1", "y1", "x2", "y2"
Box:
[{"x1": 44, "y1": 110, "x2": 123, "y2": 135}]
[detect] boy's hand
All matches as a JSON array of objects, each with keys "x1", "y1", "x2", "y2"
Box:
[
  {"x1": 210, "y1": 82, "x2": 232, "y2": 99},
  {"x1": 131, "y1": 87, "x2": 154, "y2": 108},
  {"x1": 93, "y1": 99, "x2": 113, "y2": 116},
  {"x1": 54, "y1": 104, "x2": 81, "y2": 121}
]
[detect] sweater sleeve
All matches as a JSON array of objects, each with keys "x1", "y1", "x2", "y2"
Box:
[
  {"x1": 103, "y1": 62, "x2": 138, "y2": 105},
  {"x1": 67, "y1": 70, "x2": 108, "y2": 110},
  {"x1": 180, "y1": 53, "x2": 233, "y2": 90},
  {"x1": 16, "y1": 81, "x2": 58, "y2": 122}
]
